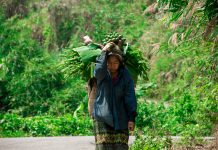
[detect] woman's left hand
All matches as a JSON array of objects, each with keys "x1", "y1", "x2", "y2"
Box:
[{"x1": 128, "y1": 121, "x2": 135, "y2": 131}]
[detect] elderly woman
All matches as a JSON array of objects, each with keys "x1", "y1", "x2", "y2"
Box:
[{"x1": 93, "y1": 42, "x2": 137, "y2": 150}]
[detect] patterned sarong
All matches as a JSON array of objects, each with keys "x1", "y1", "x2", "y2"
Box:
[{"x1": 93, "y1": 119, "x2": 129, "y2": 150}]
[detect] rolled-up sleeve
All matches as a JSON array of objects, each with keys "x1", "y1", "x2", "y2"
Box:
[{"x1": 94, "y1": 51, "x2": 108, "y2": 82}]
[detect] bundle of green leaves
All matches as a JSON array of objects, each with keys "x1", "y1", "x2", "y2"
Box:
[{"x1": 60, "y1": 33, "x2": 148, "y2": 84}]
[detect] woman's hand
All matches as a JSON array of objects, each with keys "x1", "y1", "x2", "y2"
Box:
[
  {"x1": 128, "y1": 121, "x2": 135, "y2": 131},
  {"x1": 102, "y1": 42, "x2": 115, "y2": 52},
  {"x1": 83, "y1": 35, "x2": 92, "y2": 45}
]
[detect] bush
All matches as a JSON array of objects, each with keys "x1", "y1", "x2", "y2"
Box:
[
  {"x1": 0, "y1": 113, "x2": 93, "y2": 137},
  {"x1": 4, "y1": 56, "x2": 63, "y2": 115},
  {"x1": 130, "y1": 131, "x2": 172, "y2": 150},
  {"x1": 132, "y1": 92, "x2": 216, "y2": 149},
  {"x1": 136, "y1": 93, "x2": 215, "y2": 137}
]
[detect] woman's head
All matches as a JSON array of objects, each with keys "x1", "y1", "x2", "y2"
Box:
[
  {"x1": 103, "y1": 42, "x2": 124, "y2": 73},
  {"x1": 107, "y1": 54, "x2": 121, "y2": 73}
]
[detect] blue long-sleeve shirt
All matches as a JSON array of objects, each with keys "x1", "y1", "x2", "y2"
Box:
[{"x1": 93, "y1": 51, "x2": 137, "y2": 130}]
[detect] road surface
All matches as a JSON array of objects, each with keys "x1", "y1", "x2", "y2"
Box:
[{"x1": 0, "y1": 136, "x2": 135, "y2": 150}]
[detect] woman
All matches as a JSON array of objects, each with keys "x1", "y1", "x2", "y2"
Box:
[{"x1": 93, "y1": 42, "x2": 137, "y2": 150}]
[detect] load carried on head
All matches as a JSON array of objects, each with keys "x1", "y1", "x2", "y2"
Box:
[{"x1": 59, "y1": 32, "x2": 148, "y2": 84}]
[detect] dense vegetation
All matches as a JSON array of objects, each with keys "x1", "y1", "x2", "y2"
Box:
[{"x1": 0, "y1": 0, "x2": 217, "y2": 149}]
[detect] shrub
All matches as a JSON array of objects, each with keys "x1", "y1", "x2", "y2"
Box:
[{"x1": 0, "y1": 113, "x2": 93, "y2": 137}]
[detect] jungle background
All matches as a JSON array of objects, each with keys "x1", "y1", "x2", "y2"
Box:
[{"x1": 0, "y1": 0, "x2": 217, "y2": 149}]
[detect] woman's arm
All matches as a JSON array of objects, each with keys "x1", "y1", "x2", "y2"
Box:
[
  {"x1": 124, "y1": 70, "x2": 137, "y2": 123},
  {"x1": 94, "y1": 51, "x2": 108, "y2": 82}
]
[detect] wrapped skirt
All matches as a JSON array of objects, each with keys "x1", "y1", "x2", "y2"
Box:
[{"x1": 93, "y1": 119, "x2": 129, "y2": 150}]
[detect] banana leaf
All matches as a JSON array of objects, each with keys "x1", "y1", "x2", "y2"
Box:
[
  {"x1": 73, "y1": 45, "x2": 101, "y2": 65},
  {"x1": 60, "y1": 43, "x2": 101, "y2": 80}
]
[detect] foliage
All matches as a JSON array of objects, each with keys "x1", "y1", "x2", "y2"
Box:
[
  {"x1": 130, "y1": 128, "x2": 172, "y2": 150},
  {"x1": 0, "y1": 113, "x2": 92, "y2": 137},
  {"x1": 158, "y1": 0, "x2": 218, "y2": 21},
  {"x1": 60, "y1": 34, "x2": 149, "y2": 83},
  {"x1": 5, "y1": 57, "x2": 63, "y2": 116},
  {"x1": 157, "y1": 0, "x2": 218, "y2": 42},
  {"x1": 0, "y1": 2, "x2": 217, "y2": 150},
  {"x1": 47, "y1": 79, "x2": 87, "y2": 116},
  {"x1": 47, "y1": 0, "x2": 81, "y2": 48},
  {"x1": 0, "y1": 0, "x2": 29, "y2": 18},
  {"x1": 59, "y1": 43, "x2": 102, "y2": 80},
  {"x1": 133, "y1": 92, "x2": 217, "y2": 149},
  {"x1": 133, "y1": 22, "x2": 217, "y2": 148},
  {"x1": 0, "y1": 8, "x2": 86, "y2": 116}
]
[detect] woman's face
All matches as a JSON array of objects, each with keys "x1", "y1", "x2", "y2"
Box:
[{"x1": 107, "y1": 55, "x2": 120, "y2": 73}]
